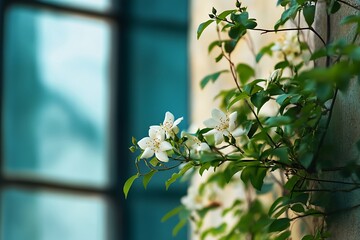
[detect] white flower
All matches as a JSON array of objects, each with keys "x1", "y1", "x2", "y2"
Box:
[
  {"x1": 271, "y1": 33, "x2": 303, "y2": 64},
  {"x1": 138, "y1": 128, "x2": 173, "y2": 162},
  {"x1": 203, "y1": 108, "x2": 245, "y2": 145},
  {"x1": 151, "y1": 111, "x2": 183, "y2": 139},
  {"x1": 181, "y1": 183, "x2": 222, "y2": 211},
  {"x1": 266, "y1": 69, "x2": 283, "y2": 90},
  {"x1": 181, "y1": 185, "x2": 204, "y2": 211},
  {"x1": 183, "y1": 134, "x2": 210, "y2": 153}
]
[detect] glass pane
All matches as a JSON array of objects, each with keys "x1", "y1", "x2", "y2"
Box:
[
  {"x1": 130, "y1": 0, "x2": 188, "y2": 24},
  {"x1": 3, "y1": 6, "x2": 111, "y2": 187},
  {"x1": 39, "y1": 0, "x2": 111, "y2": 12},
  {"x1": 1, "y1": 189, "x2": 107, "y2": 240},
  {"x1": 131, "y1": 195, "x2": 188, "y2": 240}
]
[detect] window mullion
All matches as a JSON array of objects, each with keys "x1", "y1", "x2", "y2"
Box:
[{"x1": 6, "y1": 0, "x2": 118, "y2": 21}]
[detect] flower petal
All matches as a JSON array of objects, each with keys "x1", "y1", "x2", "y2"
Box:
[
  {"x1": 160, "y1": 141, "x2": 172, "y2": 151},
  {"x1": 232, "y1": 127, "x2": 246, "y2": 137},
  {"x1": 149, "y1": 126, "x2": 163, "y2": 139},
  {"x1": 172, "y1": 126, "x2": 179, "y2": 134},
  {"x1": 164, "y1": 111, "x2": 174, "y2": 125},
  {"x1": 203, "y1": 129, "x2": 218, "y2": 136},
  {"x1": 211, "y1": 108, "x2": 226, "y2": 122},
  {"x1": 138, "y1": 137, "x2": 153, "y2": 150},
  {"x1": 173, "y1": 117, "x2": 183, "y2": 127},
  {"x1": 214, "y1": 132, "x2": 224, "y2": 145},
  {"x1": 199, "y1": 143, "x2": 210, "y2": 151},
  {"x1": 229, "y1": 111, "x2": 237, "y2": 131},
  {"x1": 203, "y1": 118, "x2": 219, "y2": 128},
  {"x1": 155, "y1": 151, "x2": 169, "y2": 162},
  {"x1": 141, "y1": 148, "x2": 154, "y2": 159}
]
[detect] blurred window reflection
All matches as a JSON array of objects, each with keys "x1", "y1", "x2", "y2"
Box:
[
  {"x1": 39, "y1": 0, "x2": 111, "y2": 11},
  {"x1": 3, "y1": 6, "x2": 111, "y2": 187},
  {"x1": 0, "y1": 0, "x2": 189, "y2": 240},
  {"x1": 2, "y1": 189, "x2": 107, "y2": 240}
]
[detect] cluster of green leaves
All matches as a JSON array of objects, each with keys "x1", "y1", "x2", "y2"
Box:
[{"x1": 125, "y1": 0, "x2": 360, "y2": 239}]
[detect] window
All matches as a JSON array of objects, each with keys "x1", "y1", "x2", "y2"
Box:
[{"x1": 0, "y1": 0, "x2": 189, "y2": 239}]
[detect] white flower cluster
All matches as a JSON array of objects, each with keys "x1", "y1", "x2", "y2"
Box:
[
  {"x1": 138, "y1": 111, "x2": 183, "y2": 162},
  {"x1": 271, "y1": 33, "x2": 311, "y2": 65},
  {"x1": 203, "y1": 108, "x2": 245, "y2": 145},
  {"x1": 138, "y1": 109, "x2": 245, "y2": 162}
]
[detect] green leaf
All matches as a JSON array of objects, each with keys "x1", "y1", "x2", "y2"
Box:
[
  {"x1": 236, "y1": 63, "x2": 255, "y2": 84},
  {"x1": 275, "y1": 61, "x2": 289, "y2": 70},
  {"x1": 265, "y1": 116, "x2": 292, "y2": 127},
  {"x1": 229, "y1": 25, "x2": 246, "y2": 39},
  {"x1": 256, "y1": 43, "x2": 274, "y2": 62},
  {"x1": 291, "y1": 203, "x2": 305, "y2": 213},
  {"x1": 215, "y1": 53, "x2": 223, "y2": 62},
  {"x1": 272, "y1": 147, "x2": 290, "y2": 164},
  {"x1": 149, "y1": 157, "x2": 159, "y2": 167},
  {"x1": 224, "y1": 40, "x2": 237, "y2": 53},
  {"x1": 201, "y1": 223, "x2": 227, "y2": 239},
  {"x1": 302, "y1": 235, "x2": 314, "y2": 240},
  {"x1": 251, "y1": 91, "x2": 270, "y2": 113},
  {"x1": 245, "y1": 20, "x2": 257, "y2": 29},
  {"x1": 341, "y1": 14, "x2": 360, "y2": 25},
  {"x1": 161, "y1": 205, "x2": 184, "y2": 222},
  {"x1": 143, "y1": 170, "x2": 157, "y2": 189},
  {"x1": 197, "y1": 20, "x2": 214, "y2": 39},
  {"x1": 275, "y1": 4, "x2": 300, "y2": 30},
  {"x1": 227, "y1": 92, "x2": 248, "y2": 109},
  {"x1": 275, "y1": 231, "x2": 291, "y2": 240},
  {"x1": 269, "y1": 196, "x2": 289, "y2": 216},
  {"x1": 216, "y1": 10, "x2": 235, "y2": 24},
  {"x1": 199, "y1": 152, "x2": 222, "y2": 164},
  {"x1": 129, "y1": 146, "x2": 136, "y2": 153},
  {"x1": 243, "y1": 79, "x2": 265, "y2": 95},
  {"x1": 277, "y1": 0, "x2": 290, "y2": 6},
  {"x1": 172, "y1": 219, "x2": 187, "y2": 236},
  {"x1": 241, "y1": 166, "x2": 267, "y2": 191},
  {"x1": 303, "y1": 5, "x2": 315, "y2": 27},
  {"x1": 268, "y1": 218, "x2": 290, "y2": 233},
  {"x1": 329, "y1": 1, "x2": 341, "y2": 14},
  {"x1": 200, "y1": 70, "x2": 228, "y2": 89},
  {"x1": 165, "y1": 163, "x2": 193, "y2": 190},
  {"x1": 208, "y1": 40, "x2": 222, "y2": 53},
  {"x1": 284, "y1": 175, "x2": 300, "y2": 190},
  {"x1": 300, "y1": 152, "x2": 313, "y2": 169},
  {"x1": 123, "y1": 173, "x2": 139, "y2": 198}
]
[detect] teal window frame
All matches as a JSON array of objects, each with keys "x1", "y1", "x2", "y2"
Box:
[{"x1": 0, "y1": 0, "x2": 189, "y2": 239}]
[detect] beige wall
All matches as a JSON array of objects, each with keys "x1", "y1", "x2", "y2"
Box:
[
  {"x1": 189, "y1": 0, "x2": 282, "y2": 128},
  {"x1": 188, "y1": 1, "x2": 282, "y2": 239}
]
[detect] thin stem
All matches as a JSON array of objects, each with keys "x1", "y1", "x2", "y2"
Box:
[
  {"x1": 300, "y1": 175, "x2": 360, "y2": 186},
  {"x1": 251, "y1": 27, "x2": 326, "y2": 46},
  {"x1": 215, "y1": 24, "x2": 277, "y2": 148},
  {"x1": 310, "y1": 88, "x2": 338, "y2": 171},
  {"x1": 292, "y1": 186, "x2": 360, "y2": 193},
  {"x1": 291, "y1": 211, "x2": 325, "y2": 221},
  {"x1": 291, "y1": 203, "x2": 360, "y2": 221}
]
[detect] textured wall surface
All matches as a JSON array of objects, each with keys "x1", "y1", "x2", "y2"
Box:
[{"x1": 315, "y1": 1, "x2": 360, "y2": 239}]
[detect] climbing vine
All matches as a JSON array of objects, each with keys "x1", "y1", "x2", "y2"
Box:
[{"x1": 125, "y1": 0, "x2": 360, "y2": 239}]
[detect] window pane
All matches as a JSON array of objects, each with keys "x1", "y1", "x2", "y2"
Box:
[
  {"x1": 39, "y1": 0, "x2": 111, "y2": 12},
  {"x1": 3, "y1": 6, "x2": 111, "y2": 187},
  {"x1": 131, "y1": 196, "x2": 188, "y2": 240},
  {"x1": 1, "y1": 189, "x2": 107, "y2": 240},
  {"x1": 130, "y1": 0, "x2": 188, "y2": 24}
]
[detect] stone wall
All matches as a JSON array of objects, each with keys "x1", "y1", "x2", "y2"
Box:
[{"x1": 315, "y1": 1, "x2": 360, "y2": 239}]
